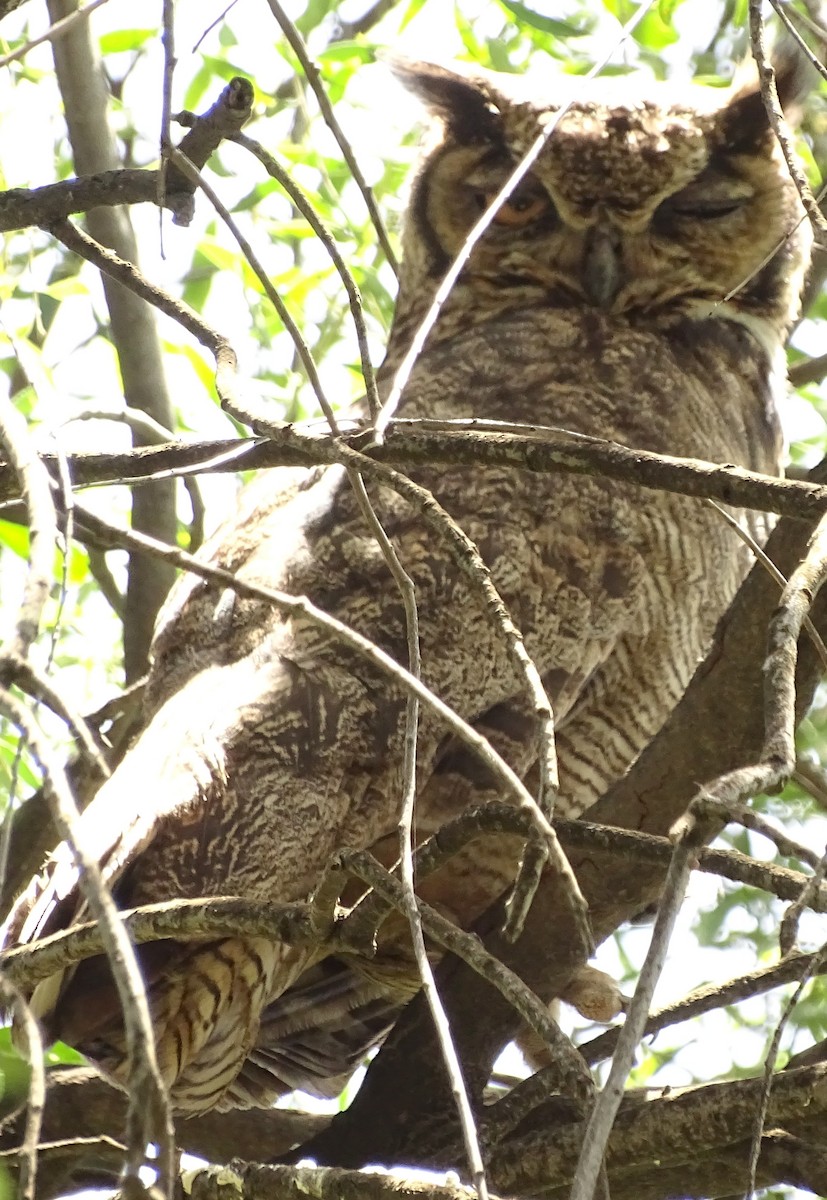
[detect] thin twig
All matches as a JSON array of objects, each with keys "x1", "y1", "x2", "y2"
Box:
[
  {"x1": 165, "y1": 145, "x2": 340, "y2": 431},
  {"x1": 382, "y1": 505, "x2": 490, "y2": 1198},
  {"x1": 786, "y1": 0, "x2": 827, "y2": 40},
  {"x1": 157, "y1": 0, "x2": 176, "y2": 244},
  {"x1": 0, "y1": 396, "x2": 58, "y2": 915},
  {"x1": 264, "y1": 0, "x2": 398, "y2": 274},
  {"x1": 0, "y1": 978, "x2": 44, "y2": 1200},
  {"x1": 569, "y1": 828, "x2": 698, "y2": 1200},
  {"x1": 745, "y1": 938, "x2": 827, "y2": 1198},
  {"x1": 0, "y1": 690, "x2": 175, "y2": 1199},
  {"x1": 764, "y1": 511, "x2": 827, "y2": 783},
  {"x1": 748, "y1": 0, "x2": 827, "y2": 240},
  {"x1": 337, "y1": 0, "x2": 404, "y2": 38},
  {"x1": 794, "y1": 757, "x2": 827, "y2": 810},
  {"x1": 708, "y1": 499, "x2": 827, "y2": 669},
  {"x1": 0, "y1": 653, "x2": 110, "y2": 780},
  {"x1": 780, "y1": 843, "x2": 827, "y2": 954},
  {"x1": 693, "y1": 794, "x2": 821, "y2": 870},
  {"x1": 232, "y1": 130, "x2": 382, "y2": 421},
  {"x1": 768, "y1": 0, "x2": 827, "y2": 85},
  {"x1": 192, "y1": 1, "x2": 241, "y2": 52},
  {"x1": 0, "y1": 399, "x2": 55, "y2": 660},
  {"x1": 65, "y1": 407, "x2": 205, "y2": 552},
  {"x1": 0, "y1": 0, "x2": 110, "y2": 68}
]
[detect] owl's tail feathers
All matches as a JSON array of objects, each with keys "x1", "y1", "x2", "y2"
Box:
[
  {"x1": 225, "y1": 956, "x2": 408, "y2": 1109},
  {"x1": 8, "y1": 932, "x2": 294, "y2": 1117}
]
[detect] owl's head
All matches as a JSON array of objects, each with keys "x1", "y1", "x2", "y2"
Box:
[{"x1": 390, "y1": 58, "x2": 812, "y2": 354}]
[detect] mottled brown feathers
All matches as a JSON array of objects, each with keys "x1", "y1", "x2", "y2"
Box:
[{"x1": 4, "y1": 60, "x2": 811, "y2": 1113}]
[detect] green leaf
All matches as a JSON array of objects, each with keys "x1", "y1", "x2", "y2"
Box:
[
  {"x1": 399, "y1": 0, "x2": 428, "y2": 30},
  {"x1": 36, "y1": 291, "x2": 59, "y2": 334},
  {"x1": 98, "y1": 27, "x2": 155, "y2": 55},
  {"x1": 218, "y1": 23, "x2": 238, "y2": 48},
  {"x1": 317, "y1": 42, "x2": 375, "y2": 64},
  {"x1": 45, "y1": 1041, "x2": 86, "y2": 1066},
  {"x1": 487, "y1": 38, "x2": 516, "y2": 73},
  {"x1": 658, "y1": 0, "x2": 684, "y2": 21},
  {"x1": 0, "y1": 519, "x2": 29, "y2": 559},
  {"x1": 497, "y1": 0, "x2": 588, "y2": 37},
  {"x1": 637, "y1": 14, "x2": 678, "y2": 50},
  {"x1": 67, "y1": 542, "x2": 90, "y2": 587},
  {"x1": 0, "y1": 1045, "x2": 30, "y2": 1116},
  {"x1": 296, "y1": 0, "x2": 334, "y2": 37}
]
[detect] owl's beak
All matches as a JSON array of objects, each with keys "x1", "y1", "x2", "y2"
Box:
[{"x1": 582, "y1": 225, "x2": 622, "y2": 309}]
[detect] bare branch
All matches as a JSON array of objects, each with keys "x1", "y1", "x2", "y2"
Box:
[
  {"x1": 569, "y1": 825, "x2": 698, "y2": 1200},
  {"x1": 748, "y1": 0, "x2": 827, "y2": 239},
  {"x1": 0, "y1": 977, "x2": 45, "y2": 1200},
  {"x1": 232, "y1": 130, "x2": 382, "y2": 421},
  {"x1": 263, "y1": 0, "x2": 399, "y2": 274},
  {"x1": 580, "y1": 947, "x2": 827, "y2": 1066},
  {"x1": 0, "y1": 0, "x2": 111, "y2": 68},
  {"x1": 490, "y1": 1064, "x2": 827, "y2": 1195},
  {"x1": 0, "y1": 169, "x2": 191, "y2": 230},
  {"x1": 4, "y1": 423, "x2": 824, "y2": 521},
  {"x1": 0, "y1": 398, "x2": 56, "y2": 660}
]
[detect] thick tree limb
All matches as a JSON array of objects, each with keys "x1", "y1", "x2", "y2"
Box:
[
  {"x1": 489, "y1": 1063, "x2": 827, "y2": 1196},
  {"x1": 0, "y1": 1069, "x2": 328, "y2": 1200}
]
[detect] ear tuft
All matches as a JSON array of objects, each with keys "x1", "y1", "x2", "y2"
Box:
[
  {"x1": 383, "y1": 56, "x2": 504, "y2": 144},
  {"x1": 772, "y1": 38, "x2": 819, "y2": 116},
  {"x1": 721, "y1": 41, "x2": 815, "y2": 150}
]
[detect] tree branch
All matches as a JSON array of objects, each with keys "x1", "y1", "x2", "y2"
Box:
[{"x1": 1, "y1": 423, "x2": 825, "y2": 518}]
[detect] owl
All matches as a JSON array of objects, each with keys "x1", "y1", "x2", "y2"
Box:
[{"x1": 4, "y1": 57, "x2": 811, "y2": 1117}]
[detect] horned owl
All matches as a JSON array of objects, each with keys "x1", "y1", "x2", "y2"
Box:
[{"x1": 4, "y1": 58, "x2": 810, "y2": 1116}]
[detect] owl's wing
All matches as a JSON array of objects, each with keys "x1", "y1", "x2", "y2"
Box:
[{"x1": 227, "y1": 958, "x2": 400, "y2": 1107}]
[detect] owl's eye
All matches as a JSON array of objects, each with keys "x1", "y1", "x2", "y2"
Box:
[
  {"x1": 473, "y1": 188, "x2": 553, "y2": 227},
  {"x1": 669, "y1": 197, "x2": 745, "y2": 220},
  {"x1": 660, "y1": 180, "x2": 753, "y2": 222}
]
